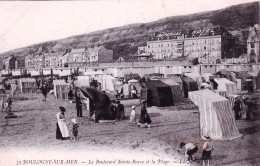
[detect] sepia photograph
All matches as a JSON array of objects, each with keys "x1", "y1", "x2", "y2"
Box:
[{"x1": 0, "y1": 0, "x2": 259, "y2": 165}]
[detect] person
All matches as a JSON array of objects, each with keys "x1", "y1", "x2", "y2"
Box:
[
  {"x1": 244, "y1": 96, "x2": 255, "y2": 120},
  {"x1": 130, "y1": 86, "x2": 137, "y2": 99},
  {"x1": 233, "y1": 97, "x2": 241, "y2": 120},
  {"x1": 180, "y1": 142, "x2": 198, "y2": 162},
  {"x1": 71, "y1": 118, "x2": 79, "y2": 141},
  {"x1": 40, "y1": 83, "x2": 48, "y2": 102},
  {"x1": 115, "y1": 100, "x2": 125, "y2": 120},
  {"x1": 129, "y1": 105, "x2": 136, "y2": 124},
  {"x1": 75, "y1": 95, "x2": 83, "y2": 117},
  {"x1": 110, "y1": 100, "x2": 117, "y2": 120},
  {"x1": 56, "y1": 107, "x2": 70, "y2": 140},
  {"x1": 5, "y1": 95, "x2": 12, "y2": 113},
  {"x1": 137, "y1": 100, "x2": 152, "y2": 128},
  {"x1": 68, "y1": 89, "x2": 74, "y2": 100},
  {"x1": 201, "y1": 135, "x2": 214, "y2": 166}
]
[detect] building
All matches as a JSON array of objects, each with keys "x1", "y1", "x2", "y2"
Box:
[
  {"x1": 247, "y1": 24, "x2": 260, "y2": 63},
  {"x1": 87, "y1": 46, "x2": 113, "y2": 63},
  {"x1": 3, "y1": 55, "x2": 17, "y2": 70},
  {"x1": 138, "y1": 27, "x2": 235, "y2": 63}
]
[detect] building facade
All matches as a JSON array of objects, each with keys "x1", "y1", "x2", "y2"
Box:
[
  {"x1": 87, "y1": 46, "x2": 113, "y2": 63},
  {"x1": 247, "y1": 24, "x2": 260, "y2": 63},
  {"x1": 138, "y1": 27, "x2": 235, "y2": 63}
]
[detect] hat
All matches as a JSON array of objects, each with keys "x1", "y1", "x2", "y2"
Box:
[
  {"x1": 71, "y1": 118, "x2": 77, "y2": 124},
  {"x1": 132, "y1": 105, "x2": 136, "y2": 109},
  {"x1": 141, "y1": 100, "x2": 147, "y2": 104},
  {"x1": 202, "y1": 135, "x2": 211, "y2": 140},
  {"x1": 59, "y1": 107, "x2": 66, "y2": 112}
]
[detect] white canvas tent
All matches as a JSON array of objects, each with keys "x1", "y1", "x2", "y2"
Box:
[
  {"x1": 101, "y1": 75, "x2": 116, "y2": 91},
  {"x1": 189, "y1": 89, "x2": 241, "y2": 140},
  {"x1": 184, "y1": 72, "x2": 202, "y2": 85},
  {"x1": 214, "y1": 78, "x2": 237, "y2": 94},
  {"x1": 53, "y1": 80, "x2": 70, "y2": 100},
  {"x1": 76, "y1": 76, "x2": 91, "y2": 87}
]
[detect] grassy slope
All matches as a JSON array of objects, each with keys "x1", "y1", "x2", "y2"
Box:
[{"x1": 0, "y1": 1, "x2": 258, "y2": 69}]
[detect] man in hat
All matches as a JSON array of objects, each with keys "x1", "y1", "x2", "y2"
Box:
[
  {"x1": 75, "y1": 94, "x2": 83, "y2": 117},
  {"x1": 40, "y1": 83, "x2": 48, "y2": 102},
  {"x1": 201, "y1": 135, "x2": 213, "y2": 166},
  {"x1": 56, "y1": 107, "x2": 69, "y2": 140},
  {"x1": 137, "y1": 100, "x2": 152, "y2": 128}
]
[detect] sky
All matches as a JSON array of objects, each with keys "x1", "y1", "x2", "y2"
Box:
[{"x1": 0, "y1": 0, "x2": 258, "y2": 54}]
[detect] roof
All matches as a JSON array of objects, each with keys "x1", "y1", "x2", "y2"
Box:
[
  {"x1": 70, "y1": 48, "x2": 86, "y2": 54},
  {"x1": 19, "y1": 78, "x2": 36, "y2": 82},
  {"x1": 181, "y1": 76, "x2": 196, "y2": 83},
  {"x1": 161, "y1": 78, "x2": 179, "y2": 86},
  {"x1": 53, "y1": 79, "x2": 69, "y2": 85},
  {"x1": 189, "y1": 89, "x2": 228, "y2": 102}
]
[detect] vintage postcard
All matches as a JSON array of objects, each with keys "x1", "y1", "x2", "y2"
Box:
[{"x1": 0, "y1": 0, "x2": 259, "y2": 166}]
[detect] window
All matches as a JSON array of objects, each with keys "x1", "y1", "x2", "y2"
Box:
[
  {"x1": 189, "y1": 66, "x2": 191, "y2": 68},
  {"x1": 184, "y1": 66, "x2": 187, "y2": 68}
]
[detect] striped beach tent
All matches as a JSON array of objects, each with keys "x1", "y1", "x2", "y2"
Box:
[
  {"x1": 53, "y1": 80, "x2": 70, "y2": 100},
  {"x1": 184, "y1": 72, "x2": 202, "y2": 85},
  {"x1": 168, "y1": 75, "x2": 184, "y2": 97},
  {"x1": 161, "y1": 78, "x2": 184, "y2": 104},
  {"x1": 19, "y1": 78, "x2": 37, "y2": 93},
  {"x1": 189, "y1": 89, "x2": 242, "y2": 140},
  {"x1": 214, "y1": 78, "x2": 236, "y2": 94}
]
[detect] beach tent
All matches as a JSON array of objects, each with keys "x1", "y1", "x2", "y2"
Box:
[
  {"x1": 76, "y1": 75, "x2": 91, "y2": 87},
  {"x1": 53, "y1": 80, "x2": 70, "y2": 100},
  {"x1": 79, "y1": 86, "x2": 112, "y2": 122},
  {"x1": 161, "y1": 78, "x2": 184, "y2": 104},
  {"x1": 145, "y1": 80, "x2": 173, "y2": 107},
  {"x1": 184, "y1": 72, "x2": 202, "y2": 85},
  {"x1": 102, "y1": 75, "x2": 116, "y2": 91},
  {"x1": 143, "y1": 73, "x2": 164, "y2": 81},
  {"x1": 122, "y1": 84, "x2": 131, "y2": 98},
  {"x1": 189, "y1": 89, "x2": 242, "y2": 140},
  {"x1": 19, "y1": 78, "x2": 37, "y2": 93},
  {"x1": 128, "y1": 79, "x2": 143, "y2": 94},
  {"x1": 181, "y1": 77, "x2": 198, "y2": 98},
  {"x1": 214, "y1": 78, "x2": 236, "y2": 94}
]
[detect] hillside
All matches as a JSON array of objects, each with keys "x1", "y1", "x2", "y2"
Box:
[{"x1": 0, "y1": 1, "x2": 258, "y2": 69}]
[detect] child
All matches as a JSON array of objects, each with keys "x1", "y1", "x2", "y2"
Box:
[
  {"x1": 129, "y1": 105, "x2": 136, "y2": 124},
  {"x1": 201, "y1": 135, "x2": 214, "y2": 166},
  {"x1": 71, "y1": 118, "x2": 79, "y2": 141},
  {"x1": 180, "y1": 142, "x2": 198, "y2": 162}
]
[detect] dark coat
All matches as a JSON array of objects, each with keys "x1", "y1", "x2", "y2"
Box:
[{"x1": 139, "y1": 106, "x2": 152, "y2": 124}]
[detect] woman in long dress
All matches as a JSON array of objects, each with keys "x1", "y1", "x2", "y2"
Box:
[
  {"x1": 56, "y1": 107, "x2": 69, "y2": 140},
  {"x1": 137, "y1": 100, "x2": 152, "y2": 128}
]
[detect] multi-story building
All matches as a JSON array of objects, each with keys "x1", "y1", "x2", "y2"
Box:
[
  {"x1": 247, "y1": 24, "x2": 260, "y2": 63},
  {"x1": 3, "y1": 55, "x2": 17, "y2": 70},
  {"x1": 87, "y1": 46, "x2": 113, "y2": 63},
  {"x1": 138, "y1": 27, "x2": 235, "y2": 63}
]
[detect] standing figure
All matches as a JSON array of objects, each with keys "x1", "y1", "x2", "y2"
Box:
[
  {"x1": 71, "y1": 118, "x2": 79, "y2": 141},
  {"x1": 201, "y1": 135, "x2": 214, "y2": 166},
  {"x1": 180, "y1": 142, "x2": 198, "y2": 162},
  {"x1": 56, "y1": 107, "x2": 70, "y2": 140},
  {"x1": 137, "y1": 100, "x2": 152, "y2": 128},
  {"x1": 129, "y1": 105, "x2": 136, "y2": 124},
  {"x1": 115, "y1": 100, "x2": 125, "y2": 120},
  {"x1": 40, "y1": 83, "x2": 48, "y2": 102},
  {"x1": 68, "y1": 89, "x2": 74, "y2": 100},
  {"x1": 233, "y1": 98, "x2": 241, "y2": 120},
  {"x1": 5, "y1": 95, "x2": 12, "y2": 113},
  {"x1": 76, "y1": 95, "x2": 83, "y2": 117}
]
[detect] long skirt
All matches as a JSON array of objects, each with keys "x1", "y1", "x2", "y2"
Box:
[
  {"x1": 57, "y1": 121, "x2": 69, "y2": 138},
  {"x1": 201, "y1": 150, "x2": 211, "y2": 160},
  {"x1": 56, "y1": 123, "x2": 63, "y2": 139}
]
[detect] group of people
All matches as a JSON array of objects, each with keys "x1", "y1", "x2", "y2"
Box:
[
  {"x1": 233, "y1": 95, "x2": 255, "y2": 120},
  {"x1": 180, "y1": 135, "x2": 214, "y2": 166}
]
